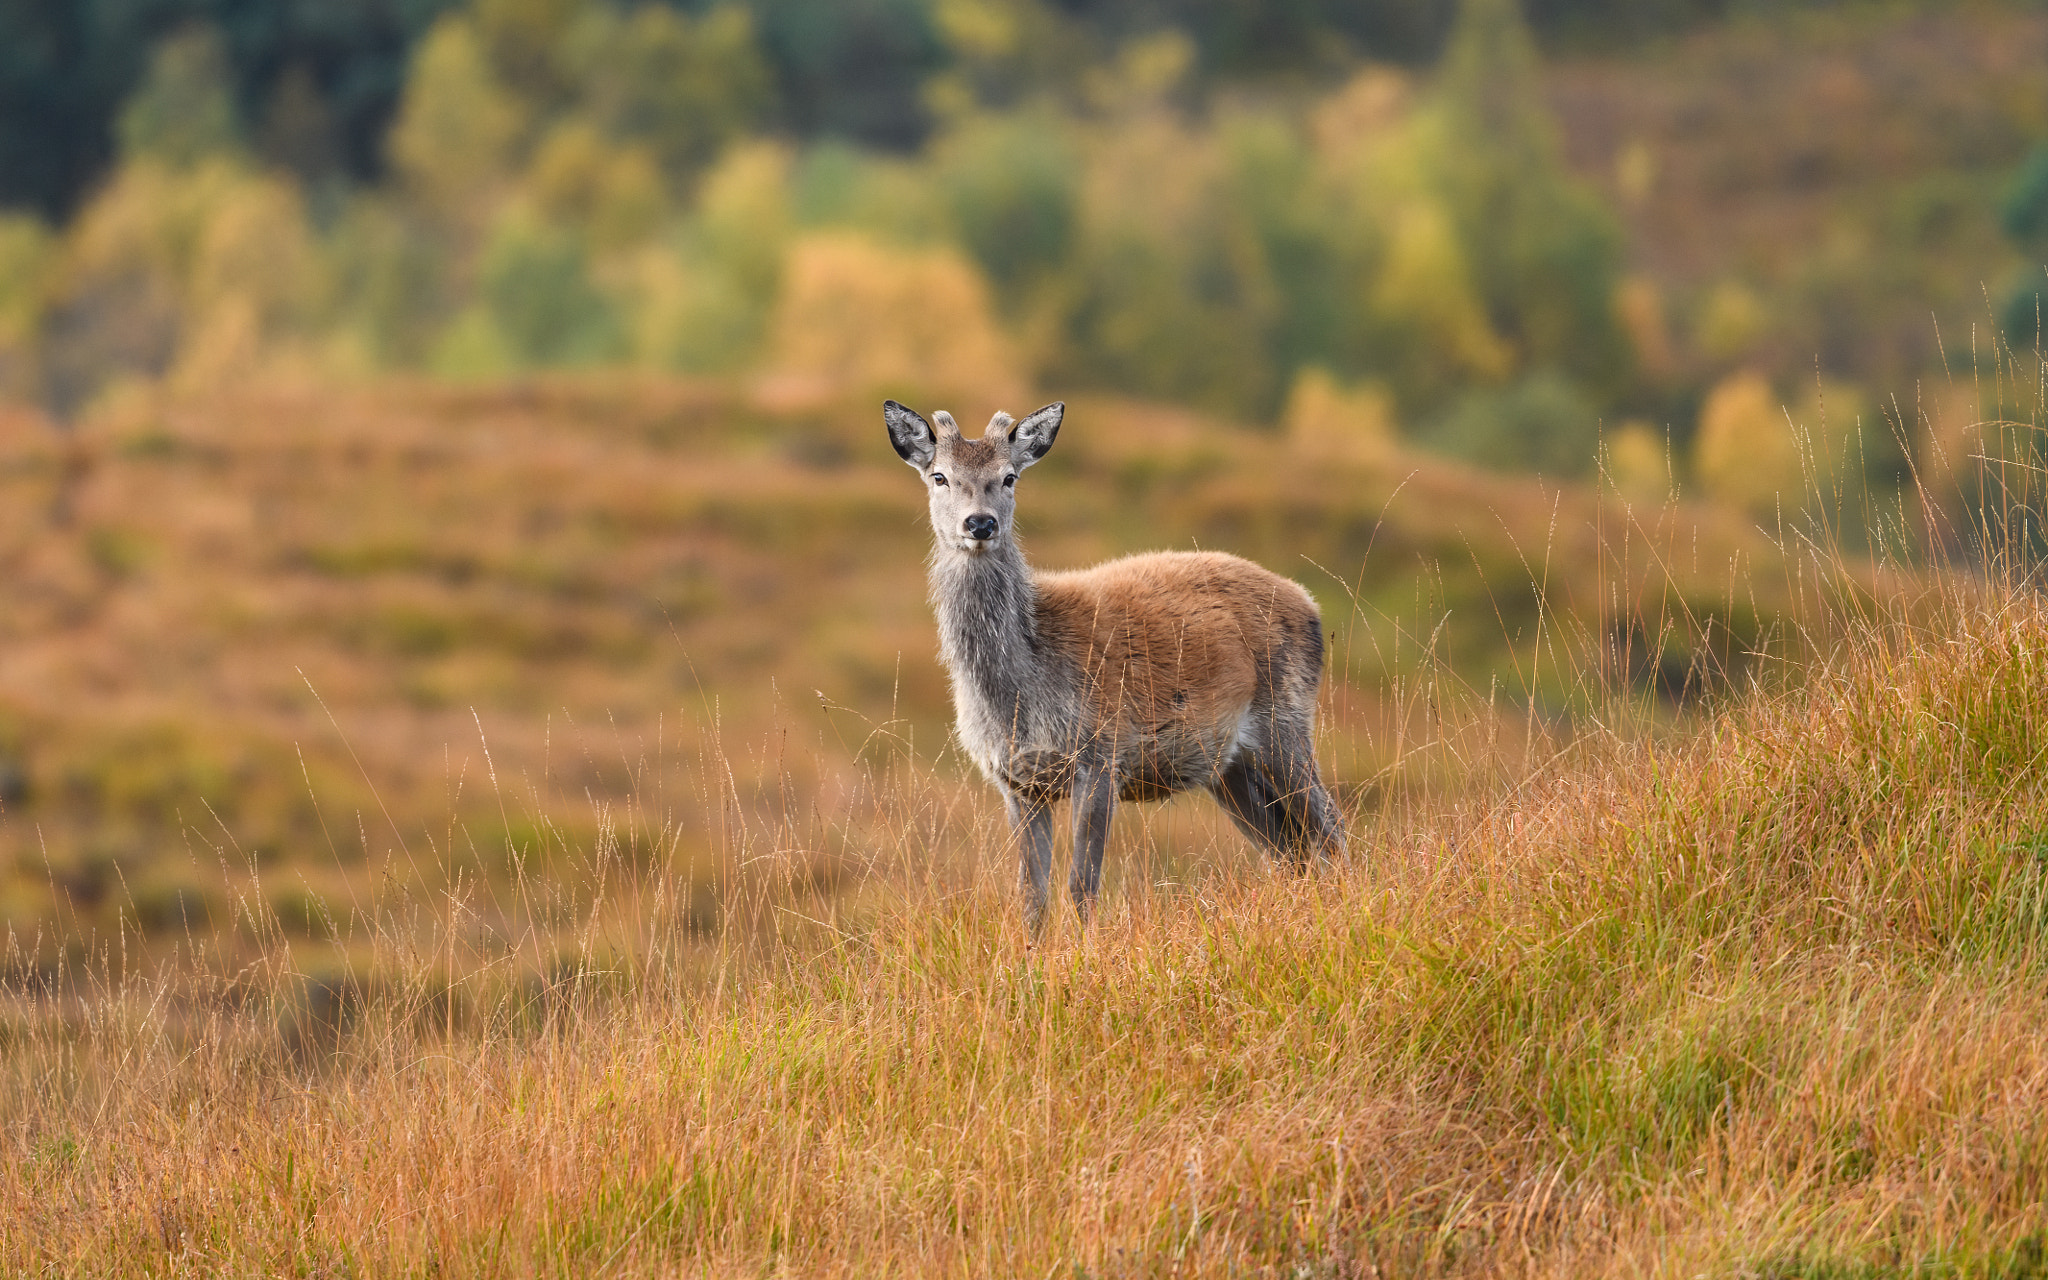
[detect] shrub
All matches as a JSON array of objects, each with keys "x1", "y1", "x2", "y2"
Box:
[{"x1": 760, "y1": 232, "x2": 1023, "y2": 408}]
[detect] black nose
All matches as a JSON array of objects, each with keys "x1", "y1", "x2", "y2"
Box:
[{"x1": 964, "y1": 514, "x2": 998, "y2": 541}]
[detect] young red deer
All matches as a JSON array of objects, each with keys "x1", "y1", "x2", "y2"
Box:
[{"x1": 885, "y1": 399, "x2": 1345, "y2": 934}]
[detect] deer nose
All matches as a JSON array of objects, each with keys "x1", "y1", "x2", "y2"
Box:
[{"x1": 964, "y1": 514, "x2": 998, "y2": 541}]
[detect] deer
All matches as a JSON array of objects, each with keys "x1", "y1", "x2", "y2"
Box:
[{"x1": 884, "y1": 399, "x2": 1345, "y2": 935}]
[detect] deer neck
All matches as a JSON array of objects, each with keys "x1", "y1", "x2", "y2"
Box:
[{"x1": 930, "y1": 538, "x2": 1040, "y2": 711}]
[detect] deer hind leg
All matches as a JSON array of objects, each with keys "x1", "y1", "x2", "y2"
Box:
[
  {"x1": 1211, "y1": 721, "x2": 1344, "y2": 871},
  {"x1": 1276, "y1": 714, "x2": 1346, "y2": 865},
  {"x1": 1006, "y1": 788, "x2": 1055, "y2": 938}
]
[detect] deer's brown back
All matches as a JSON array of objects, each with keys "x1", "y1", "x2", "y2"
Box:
[{"x1": 1033, "y1": 551, "x2": 1323, "y2": 738}]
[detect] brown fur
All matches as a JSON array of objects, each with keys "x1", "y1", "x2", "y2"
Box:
[{"x1": 1035, "y1": 551, "x2": 1323, "y2": 795}]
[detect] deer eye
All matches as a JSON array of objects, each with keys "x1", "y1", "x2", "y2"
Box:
[
  {"x1": 930, "y1": 472, "x2": 948, "y2": 487},
  {"x1": 1003, "y1": 474, "x2": 1016, "y2": 488}
]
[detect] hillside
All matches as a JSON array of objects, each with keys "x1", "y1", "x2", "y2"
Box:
[
  {"x1": 6, "y1": 2, "x2": 2048, "y2": 1269},
  {"x1": 0, "y1": 375, "x2": 1859, "y2": 968},
  {"x1": 5, "y1": 550, "x2": 2046, "y2": 1275}
]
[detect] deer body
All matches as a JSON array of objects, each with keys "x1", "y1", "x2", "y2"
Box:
[{"x1": 888, "y1": 400, "x2": 1344, "y2": 933}]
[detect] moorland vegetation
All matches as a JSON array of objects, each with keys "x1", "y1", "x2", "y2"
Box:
[
  {"x1": 7, "y1": 421, "x2": 2048, "y2": 1274},
  {"x1": 5, "y1": 0, "x2": 2048, "y2": 1271}
]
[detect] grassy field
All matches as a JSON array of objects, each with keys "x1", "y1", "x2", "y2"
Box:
[
  {"x1": 6, "y1": 545, "x2": 2048, "y2": 1275},
  {"x1": 6, "y1": 3, "x2": 2048, "y2": 1268},
  {"x1": 0, "y1": 372, "x2": 1851, "y2": 972},
  {"x1": 2, "y1": 366, "x2": 2042, "y2": 1273}
]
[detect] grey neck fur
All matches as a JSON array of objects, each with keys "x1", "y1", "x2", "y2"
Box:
[{"x1": 930, "y1": 538, "x2": 1042, "y2": 721}]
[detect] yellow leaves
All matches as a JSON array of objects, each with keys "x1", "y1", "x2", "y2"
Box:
[
  {"x1": 1282, "y1": 367, "x2": 1395, "y2": 462},
  {"x1": 0, "y1": 215, "x2": 53, "y2": 364},
  {"x1": 528, "y1": 122, "x2": 666, "y2": 252},
  {"x1": 1614, "y1": 276, "x2": 1675, "y2": 379},
  {"x1": 1614, "y1": 139, "x2": 1657, "y2": 207},
  {"x1": 47, "y1": 158, "x2": 319, "y2": 399},
  {"x1": 187, "y1": 177, "x2": 315, "y2": 326},
  {"x1": 693, "y1": 142, "x2": 794, "y2": 295},
  {"x1": 1081, "y1": 114, "x2": 1220, "y2": 249},
  {"x1": 933, "y1": 0, "x2": 1020, "y2": 61},
  {"x1": 760, "y1": 233, "x2": 1024, "y2": 410},
  {"x1": 0, "y1": 225, "x2": 49, "y2": 401},
  {"x1": 573, "y1": 5, "x2": 771, "y2": 181},
  {"x1": 1084, "y1": 31, "x2": 1197, "y2": 116},
  {"x1": 623, "y1": 143, "x2": 792, "y2": 374},
  {"x1": 1695, "y1": 369, "x2": 1879, "y2": 521},
  {"x1": 1695, "y1": 280, "x2": 1769, "y2": 364},
  {"x1": 389, "y1": 18, "x2": 526, "y2": 224},
  {"x1": 1602, "y1": 421, "x2": 1674, "y2": 508},
  {"x1": 1372, "y1": 202, "x2": 1514, "y2": 382},
  {"x1": 1695, "y1": 371, "x2": 1797, "y2": 517}
]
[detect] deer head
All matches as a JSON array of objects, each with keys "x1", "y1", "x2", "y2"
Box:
[{"x1": 884, "y1": 400, "x2": 1063, "y2": 556}]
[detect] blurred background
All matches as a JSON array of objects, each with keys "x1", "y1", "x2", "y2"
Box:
[{"x1": 1, "y1": 0, "x2": 2046, "y2": 964}]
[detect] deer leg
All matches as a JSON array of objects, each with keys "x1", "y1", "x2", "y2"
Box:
[
  {"x1": 1277, "y1": 724, "x2": 1343, "y2": 864},
  {"x1": 1069, "y1": 761, "x2": 1116, "y2": 924},
  {"x1": 1213, "y1": 733, "x2": 1343, "y2": 871},
  {"x1": 1294, "y1": 771, "x2": 1345, "y2": 865},
  {"x1": 1211, "y1": 755, "x2": 1291, "y2": 860},
  {"x1": 1269, "y1": 720, "x2": 1346, "y2": 867},
  {"x1": 1006, "y1": 789, "x2": 1055, "y2": 937}
]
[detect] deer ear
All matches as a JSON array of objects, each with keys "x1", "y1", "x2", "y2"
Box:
[
  {"x1": 884, "y1": 400, "x2": 937, "y2": 469},
  {"x1": 1008, "y1": 402, "x2": 1063, "y2": 468}
]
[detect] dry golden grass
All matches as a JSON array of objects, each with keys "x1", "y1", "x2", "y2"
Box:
[
  {"x1": 5, "y1": 368, "x2": 2036, "y2": 1274},
  {"x1": 0, "y1": 373, "x2": 1825, "y2": 972},
  {"x1": 5, "y1": 568, "x2": 2048, "y2": 1276}
]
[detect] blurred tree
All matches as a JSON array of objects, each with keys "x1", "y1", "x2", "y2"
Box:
[
  {"x1": 387, "y1": 17, "x2": 525, "y2": 228},
  {"x1": 631, "y1": 140, "x2": 793, "y2": 372},
  {"x1": 1367, "y1": 201, "x2": 1513, "y2": 396},
  {"x1": 1694, "y1": 369, "x2": 1796, "y2": 518},
  {"x1": 258, "y1": 64, "x2": 342, "y2": 186},
  {"x1": 117, "y1": 25, "x2": 243, "y2": 169},
  {"x1": 169, "y1": 171, "x2": 318, "y2": 389},
  {"x1": 0, "y1": 0, "x2": 454, "y2": 218},
  {"x1": 1218, "y1": 109, "x2": 1353, "y2": 386},
  {"x1": 763, "y1": 231, "x2": 1024, "y2": 406},
  {"x1": 1426, "y1": 0, "x2": 1631, "y2": 402},
  {"x1": 925, "y1": 0, "x2": 1096, "y2": 115},
  {"x1": 39, "y1": 153, "x2": 322, "y2": 414},
  {"x1": 28, "y1": 28, "x2": 329, "y2": 414},
  {"x1": 1422, "y1": 370, "x2": 1600, "y2": 476},
  {"x1": 0, "y1": 217, "x2": 53, "y2": 402},
  {"x1": 472, "y1": 0, "x2": 589, "y2": 112},
  {"x1": 326, "y1": 196, "x2": 448, "y2": 369},
  {"x1": 1044, "y1": 56, "x2": 1286, "y2": 420},
  {"x1": 1282, "y1": 366, "x2": 1394, "y2": 458},
  {"x1": 572, "y1": 5, "x2": 773, "y2": 185},
  {"x1": 334, "y1": 13, "x2": 527, "y2": 371},
  {"x1": 3, "y1": 0, "x2": 1916, "y2": 224},
  {"x1": 747, "y1": 0, "x2": 946, "y2": 148},
  {"x1": 477, "y1": 212, "x2": 625, "y2": 366},
  {"x1": 1999, "y1": 142, "x2": 2048, "y2": 348},
  {"x1": 526, "y1": 122, "x2": 667, "y2": 250},
  {"x1": 933, "y1": 109, "x2": 1078, "y2": 291}
]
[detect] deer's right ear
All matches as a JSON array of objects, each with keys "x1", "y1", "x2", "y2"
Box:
[{"x1": 884, "y1": 400, "x2": 937, "y2": 470}]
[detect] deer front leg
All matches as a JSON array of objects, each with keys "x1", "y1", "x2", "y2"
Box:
[
  {"x1": 1070, "y1": 760, "x2": 1115, "y2": 924},
  {"x1": 1006, "y1": 788, "x2": 1055, "y2": 937}
]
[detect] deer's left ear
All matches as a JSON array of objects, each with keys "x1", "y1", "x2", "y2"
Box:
[{"x1": 1008, "y1": 402, "x2": 1063, "y2": 468}]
